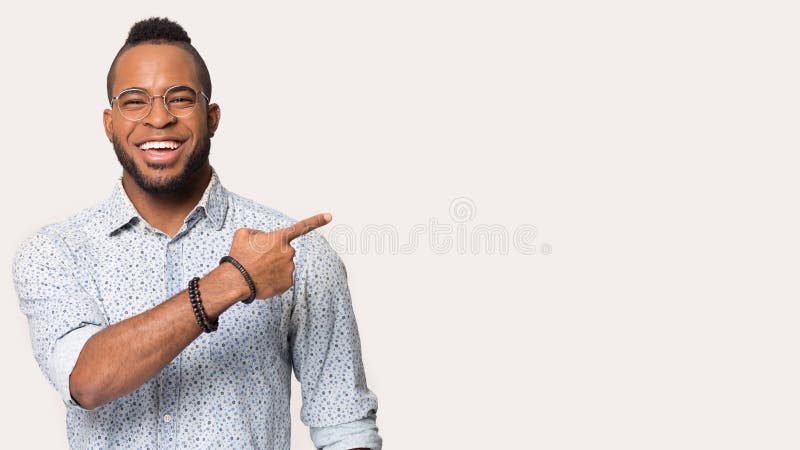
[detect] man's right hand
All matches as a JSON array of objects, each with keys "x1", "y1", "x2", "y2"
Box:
[{"x1": 225, "y1": 213, "x2": 333, "y2": 300}]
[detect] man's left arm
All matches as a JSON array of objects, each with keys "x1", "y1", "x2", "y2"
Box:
[{"x1": 289, "y1": 231, "x2": 381, "y2": 450}]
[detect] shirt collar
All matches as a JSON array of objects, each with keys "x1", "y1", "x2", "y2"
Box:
[{"x1": 102, "y1": 167, "x2": 228, "y2": 236}]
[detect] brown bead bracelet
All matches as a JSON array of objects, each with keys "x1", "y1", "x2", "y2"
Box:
[{"x1": 188, "y1": 276, "x2": 218, "y2": 333}]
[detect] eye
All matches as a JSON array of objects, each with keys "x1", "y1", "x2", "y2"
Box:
[{"x1": 121, "y1": 99, "x2": 148, "y2": 108}]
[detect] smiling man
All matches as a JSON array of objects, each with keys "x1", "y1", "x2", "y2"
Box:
[{"x1": 13, "y1": 17, "x2": 380, "y2": 450}]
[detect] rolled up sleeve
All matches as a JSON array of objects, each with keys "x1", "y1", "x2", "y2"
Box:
[
  {"x1": 290, "y1": 232, "x2": 381, "y2": 449},
  {"x1": 12, "y1": 228, "x2": 107, "y2": 411},
  {"x1": 310, "y1": 412, "x2": 382, "y2": 450}
]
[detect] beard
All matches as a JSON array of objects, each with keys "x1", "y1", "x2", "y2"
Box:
[{"x1": 112, "y1": 131, "x2": 211, "y2": 195}]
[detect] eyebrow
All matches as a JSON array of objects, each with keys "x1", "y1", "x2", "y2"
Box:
[
  {"x1": 117, "y1": 86, "x2": 148, "y2": 95},
  {"x1": 116, "y1": 85, "x2": 197, "y2": 96}
]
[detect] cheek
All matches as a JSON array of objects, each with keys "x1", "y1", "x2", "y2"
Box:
[
  {"x1": 112, "y1": 125, "x2": 136, "y2": 145},
  {"x1": 184, "y1": 126, "x2": 204, "y2": 148}
]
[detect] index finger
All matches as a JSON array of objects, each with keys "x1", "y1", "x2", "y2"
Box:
[{"x1": 281, "y1": 213, "x2": 333, "y2": 241}]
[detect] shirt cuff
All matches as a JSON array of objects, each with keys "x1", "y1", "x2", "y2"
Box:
[
  {"x1": 48, "y1": 322, "x2": 104, "y2": 411},
  {"x1": 309, "y1": 414, "x2": 382, "y2": 450}
]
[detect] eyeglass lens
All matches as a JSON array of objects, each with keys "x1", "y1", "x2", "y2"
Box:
[{"x1": 117, "y1": 86, "x2": 199, "y2": 121}]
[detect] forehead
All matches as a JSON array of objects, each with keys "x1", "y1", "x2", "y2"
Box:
[{"x1": 113, "y1": 43, "x2": 200, "y2": 94}]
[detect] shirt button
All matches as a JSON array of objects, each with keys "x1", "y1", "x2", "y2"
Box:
[
  {"x1": 163, "y1": 414, "x2": 172, "y2": 423},
  {"x1": 167, "y1": 243, "x2": 176, "y2": 252}
]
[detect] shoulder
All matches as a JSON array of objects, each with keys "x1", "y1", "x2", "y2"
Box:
[
  {"x1": 14, "y1": 207, "x2": 96, "y2": 263},
  {"x1": 13, "y1": 224, "x2": 62, "y2": 275},
  {"x1": 13, "y1": 204, "x2": 104, "y2": 272},
  {"x1": 225, "y1": 190, "x2": 297, "y2": 232}
]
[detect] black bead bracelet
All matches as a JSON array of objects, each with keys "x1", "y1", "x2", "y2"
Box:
[
  {"x1": 219, "y1": 255, "x2": 257, "y2": 304},
  {"x1": 188, "y1": 276, "x2": 218, "y2": 333}
]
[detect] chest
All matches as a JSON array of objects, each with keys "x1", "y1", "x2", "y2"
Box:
[{"x1": 77, "y1": 224, "x2": 293, "y2": 365}]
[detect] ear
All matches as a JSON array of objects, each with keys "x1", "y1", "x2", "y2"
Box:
[
  {"x1": 103, "y1": 109, "x2": 114, "y2": 142},
  {"x1": 207, "y1": 103, "x2": 221, "y2": 137}
]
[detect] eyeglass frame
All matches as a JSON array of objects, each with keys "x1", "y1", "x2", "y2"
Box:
[{"x1": 109, "y1": 85, "x2": 211, "y2": 121}]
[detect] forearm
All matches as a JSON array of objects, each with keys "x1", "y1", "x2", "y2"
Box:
[{"x1": 69, "y1": 264, "x2": 247, "y2": 410}]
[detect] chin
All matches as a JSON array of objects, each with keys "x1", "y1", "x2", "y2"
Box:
[{"x1": 113, "y1": 133, "x2": 211, "y2": 195}]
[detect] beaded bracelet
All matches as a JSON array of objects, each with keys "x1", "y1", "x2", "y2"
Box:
[
  {"x1": 219, "y1": 255, "x2": 257, "y2": 304},
  {"x1": 188, "y1": 276, "x2": 219, "y2": 333}
]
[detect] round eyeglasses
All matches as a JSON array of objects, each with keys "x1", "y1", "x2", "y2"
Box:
[{"x1": 111, "y1": 85, "x2": 210, "y2": 121}]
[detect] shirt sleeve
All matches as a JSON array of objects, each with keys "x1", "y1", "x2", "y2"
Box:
[
  {"x1": 289, "y1": 232, "x2": 381, "y2": 449},
  {"x1": 309, "y1": 412, "x2": 382, "y2": 450},
  {"x1": 12, "y1": 227, "x2": 108, "y2": 411}
]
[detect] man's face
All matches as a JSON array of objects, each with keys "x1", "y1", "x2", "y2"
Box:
[{"x1": 103, "y1": 44, "x2": 220, "y2": 194}]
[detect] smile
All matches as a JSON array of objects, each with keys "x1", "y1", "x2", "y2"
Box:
[
  {"x1": 137, "y1": 139, "x2": 187, "y2": 164},
  {"x1": 139, "y1": 140, "x2": 184, "y2": 150}
]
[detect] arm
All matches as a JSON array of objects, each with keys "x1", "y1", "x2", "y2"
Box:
[
  {"x1": 14, "y1": 215, "x2": 331, "y2": 411},
  {"x1": 13, "y1": 227, "x2": 250, "y2": 411},
  {"x1": 71, "y1": 214, "x2": 332, "y2": 409},
  {"x1": 290, "y1": 232, "x2": 382, "y2": 450},
  {"x1": 68, "y1": 264, "x2": 248, "y2": 410}
]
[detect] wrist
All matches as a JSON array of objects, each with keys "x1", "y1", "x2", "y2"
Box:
[{"x1": 199, "y1": 265, "x2": 250, "y2": 317}]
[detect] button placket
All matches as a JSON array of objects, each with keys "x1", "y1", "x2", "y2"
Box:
[{"x1": 158, "y1": 238, "x2": 183, "y2": 448}]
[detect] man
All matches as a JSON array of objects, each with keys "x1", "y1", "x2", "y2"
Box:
[{"x1": 12, "y1": 17, "x2": 380, "y2": 450}]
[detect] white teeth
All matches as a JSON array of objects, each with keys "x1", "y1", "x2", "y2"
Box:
[{"x1": 139, "y1": 140, "x2": 181, "y2": 150}]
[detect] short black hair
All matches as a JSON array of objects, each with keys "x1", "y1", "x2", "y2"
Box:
[{"x1": 106, "y1": 17, "x2": 212, "y2": 104}]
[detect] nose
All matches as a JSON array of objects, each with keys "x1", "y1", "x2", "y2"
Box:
[{"x1": 143, "y1": 96, "x2": 176, "y2": 128}]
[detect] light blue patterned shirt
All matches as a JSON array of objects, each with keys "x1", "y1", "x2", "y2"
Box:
[{"x1": 12, "y1": 168, "x2": 381, "y2": 449}]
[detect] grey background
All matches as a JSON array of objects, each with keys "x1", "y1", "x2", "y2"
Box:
[{"x1": 1, "y1": 1, "x2": 798, "y2": 448}]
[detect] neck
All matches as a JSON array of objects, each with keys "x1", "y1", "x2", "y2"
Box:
[{"x1": 121, "y1": 163, "x2": 212, "y2": 238}]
